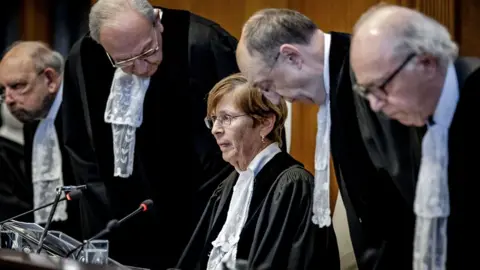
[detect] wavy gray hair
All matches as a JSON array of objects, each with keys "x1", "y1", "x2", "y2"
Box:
[
  {"x1": 89, "y1": 0, "x2": 155, "y2": 43},
  {"x1": 354, "y1": 4, "x2": 458, "y2": 69}
]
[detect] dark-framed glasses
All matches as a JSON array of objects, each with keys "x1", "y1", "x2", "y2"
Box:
[
  {"x1": 353, "y1": 53, "x2": 416, "y2": 99},
  {"x1": 204, "y1": 114, "x2": 248, "y2": 129},
  {"x1": 106, "y1": 28, "x2": 159, "y2": 69}
]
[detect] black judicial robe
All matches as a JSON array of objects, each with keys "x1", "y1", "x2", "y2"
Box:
[
  {"x1": 444, "y1": 57, "x2": 480, "y2": 269},
  {"x1": 22, "y1": 111, "x2": 82, "y2": 240},
  {"x1": 0, "y1": 136, "x2": 32, "y2": 223},
  {"x1": 176, "y1": 152, "x2": 340, "y2": 270},
  {"x1": 327, "y1": 32, "x2": 417, "y2": 270},
  {"x1": 62, "y1": 7, "x2": 241, "y2": 270}
]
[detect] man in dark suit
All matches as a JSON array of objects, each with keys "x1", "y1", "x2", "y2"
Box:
[
  {"x1": 236, "y1": 8, "x2": 416, "y2": 269},
  {"x1": 0, "y1": 41, "x2": 81, "y2": 239},
  {"x1": 351, "y1": 4, "x2": 480, "y2": 270}
]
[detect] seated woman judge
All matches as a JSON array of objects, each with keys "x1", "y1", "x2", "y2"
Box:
[{"x1": 175, "y1": 73, "x2": 340, "y2": 270}]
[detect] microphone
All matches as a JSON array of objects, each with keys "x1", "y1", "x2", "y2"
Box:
[
  {"x1": 0, "y1": 190, "x2": 83, "y2": 225},
  {"x1": 118, "y1": 199, "x2": 153, "y2": 224},
  {"x1": 66, "y1": 199, "x2": 154, "y2": 259},
  {"x1": 36, "y1": 186, "x2": 88, "y2": 254}
]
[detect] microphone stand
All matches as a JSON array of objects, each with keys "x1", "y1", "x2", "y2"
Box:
[{"x1": 36, "y1": 188, "x2": 63, "y2": 254}]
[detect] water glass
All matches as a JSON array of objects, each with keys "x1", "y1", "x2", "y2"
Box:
[{"x1": 83, "y1": 239, "x2": 109, "y2": 265}]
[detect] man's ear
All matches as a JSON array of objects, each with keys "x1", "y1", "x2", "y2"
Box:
[
  {"x1": 279, "y1": 44, "x2": 302, "y2": 69},
  {"x1": 154, "y1": 9, "x2": 164, "y2": 33},
  {"x1": 43, "y1": 68, "x2": 60, "y2": 94}
]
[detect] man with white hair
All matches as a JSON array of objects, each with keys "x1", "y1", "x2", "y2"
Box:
[
  {"x1": 61, "y1": 0, "x2": 241, "y2": 269},
  {"x1": 351, "y1": 4, "x2": 480, "y2": 269},
  {"x1": 0, "y1": 41, "x2": 82, "y2": 239}
]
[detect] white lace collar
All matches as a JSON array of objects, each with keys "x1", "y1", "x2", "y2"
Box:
[
  {"x1": 32, "y1": 81, "x2": 67, "y2": 224},
  {"x1": 207, "y1": 143, "x2": 281, "y2": 270},
  {"x1": 312, "y1": 33, "x2": 332, "y2": 228},
  {"x1": 104, "y1": 69, "x2": 150, "y2": 177}
]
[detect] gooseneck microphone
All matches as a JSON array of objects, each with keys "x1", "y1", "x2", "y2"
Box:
[
  {"x1": 36, "y1": 185, "x2": 89, "y2": 254},
  {"x1": 118, "y1": 199, "x2": 153, "y2": 224},
  {"x1": 66, "y1": 199, "x2": 154, "y2": 259},
  {"x1": 0, "y1": 190, "x2": 83, "y2": 225}
]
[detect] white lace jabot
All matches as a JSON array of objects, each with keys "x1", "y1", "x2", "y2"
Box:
[
  {"x1": 207, "y1": 143, "x2": 281, "y2": 270},
  {"x1": 312, "y1": 33, "x2": 332, "y2": 228},
  {"x1": 32, "y1": 82, "x2": 65, "y2": 224},
  {"x1": 413, "y1": 63, "x2": 458, "y2": 270},
  {"x1": 104, "y1": 69, "x2": 150, "y2": 178}
]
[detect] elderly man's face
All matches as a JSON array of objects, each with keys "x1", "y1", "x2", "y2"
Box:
[
  {"x1": 236, "y1": 39, "x2": 320, "y2": 105},
  {"x1": 100, "y1": 9, "x2": 164, "y2": 77},
  {"x1": 351, "y1": 32, "x2": 431, "y2": 127},
  {"x1": 0, "y1": 57, "x2": 56, "y2": 122}
]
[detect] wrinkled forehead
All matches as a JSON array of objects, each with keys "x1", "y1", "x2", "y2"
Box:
[
  {"x1": 0, "y1": 57, "x2": 35, "y2": 82},
  {"x1": 351, "y1": 33, "x2": 397, "y2": 84}
]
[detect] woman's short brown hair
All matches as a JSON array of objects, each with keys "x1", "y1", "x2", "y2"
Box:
[{"x1": 206, "y1": 73, "x2": 288, "y2": 147}]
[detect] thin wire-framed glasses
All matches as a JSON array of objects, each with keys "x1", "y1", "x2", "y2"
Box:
[
  {"x1": 105, "y1": 28, "x2": 160, "y2": 69},
  {"x1": 204, "y1": 114, "x2": 249, "y2": 129},
  {"x1": 352, "y1": 53, "x2": 416, "y2": 99}
]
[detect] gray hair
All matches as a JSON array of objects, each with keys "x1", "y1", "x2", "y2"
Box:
[
  {"x1": 3, "y1": 41, "x2": 64, "y2": 74},
  {"x1": 242, "y1": 8, "x2": 318, "y2": 67},
  {"x1": 354, "y1": 4, "x2": 458, "y2": 69},
  {"x1": 89, "y1": 0, "x2": 155, "y2": 43}
]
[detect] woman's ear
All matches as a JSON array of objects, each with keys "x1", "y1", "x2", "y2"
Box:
[{"x1": 260, "y1": 113, "x2": 276, "y2": 138}]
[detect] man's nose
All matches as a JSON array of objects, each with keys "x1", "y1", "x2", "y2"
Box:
[
  {"x1": 133, "y1": 59, "x2": 148, "y2": 74},
  {"x1": 3, "y1": 89, "x2": 15, "y2": 106},
  {"x1": 367, "y1": 94, "x2": 386, "y2": 112}
]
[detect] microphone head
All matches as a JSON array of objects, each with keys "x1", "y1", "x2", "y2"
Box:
[
  {"x1": 140, "y1": 199, "x2": 154, "y2": 212},
  {"x1": 106, "y1": 219, "x2": 119, "y2": 231},
  {"x1": 66, "y1": 190, "x2": 83, "y2": 201}
]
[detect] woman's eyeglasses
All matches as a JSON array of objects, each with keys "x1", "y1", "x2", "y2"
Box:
[{"x1": 204, "y1": 114, "x2": 248, "y2": 129}]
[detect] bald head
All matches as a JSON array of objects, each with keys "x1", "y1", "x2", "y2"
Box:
[
  {"x1": 350, "y1": 4, "x2": 458, "y2": 127},
  {"x1": 0, "y1": 41, "x2": 64, "y2": 122},
  {"x1": 351, "y1": 4, "x2": 458, "y2": 70}
]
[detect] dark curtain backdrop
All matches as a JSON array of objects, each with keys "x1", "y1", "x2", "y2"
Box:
[{"x1": 51, "y1": 0, "x2": 90, "y2": 57}]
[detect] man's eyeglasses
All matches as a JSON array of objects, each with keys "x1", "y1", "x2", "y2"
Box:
[
  {"x1": 204, "y1": 114, "x2": 248, "y2": 129},
  {"x1": 106, "y1": 28, "x2": 159, "y2": 69},
  {"x1": 0, "y1": 69, "x2": 45, "y2": 103},
  {"x1": 353, "y1": 53, "x2": 416, "y2": 99}
]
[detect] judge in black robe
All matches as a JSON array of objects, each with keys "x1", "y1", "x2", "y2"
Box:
[
  {"x1": 350, "y1": 5, "x2": 480, "y2": 268},
  {"x1": 62, "y1": 5, "x2": 244, "y2": 270},
  {"x1": 326, "y1": 32, "x2": 416, "y2": 270},
  {"x1": 236, "y1": 9, "x2": 417, "y2": 269},
  {"x1": 177, "y1": 152, "x2": 340, "y2": 270},
  {"x1": 176, "y1": 73, "x2": 339, "y2": 270},
  {"x1": 0, "y1": 42, "x2": 81, "y2": 237}
]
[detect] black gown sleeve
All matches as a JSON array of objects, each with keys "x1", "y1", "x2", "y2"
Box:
[
  {"x1": 61, "y1": 38, "x2": 112, "y2": 239},
  {"x1": 246, "y1": 167, "x2": 340, "y2": 270}
]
